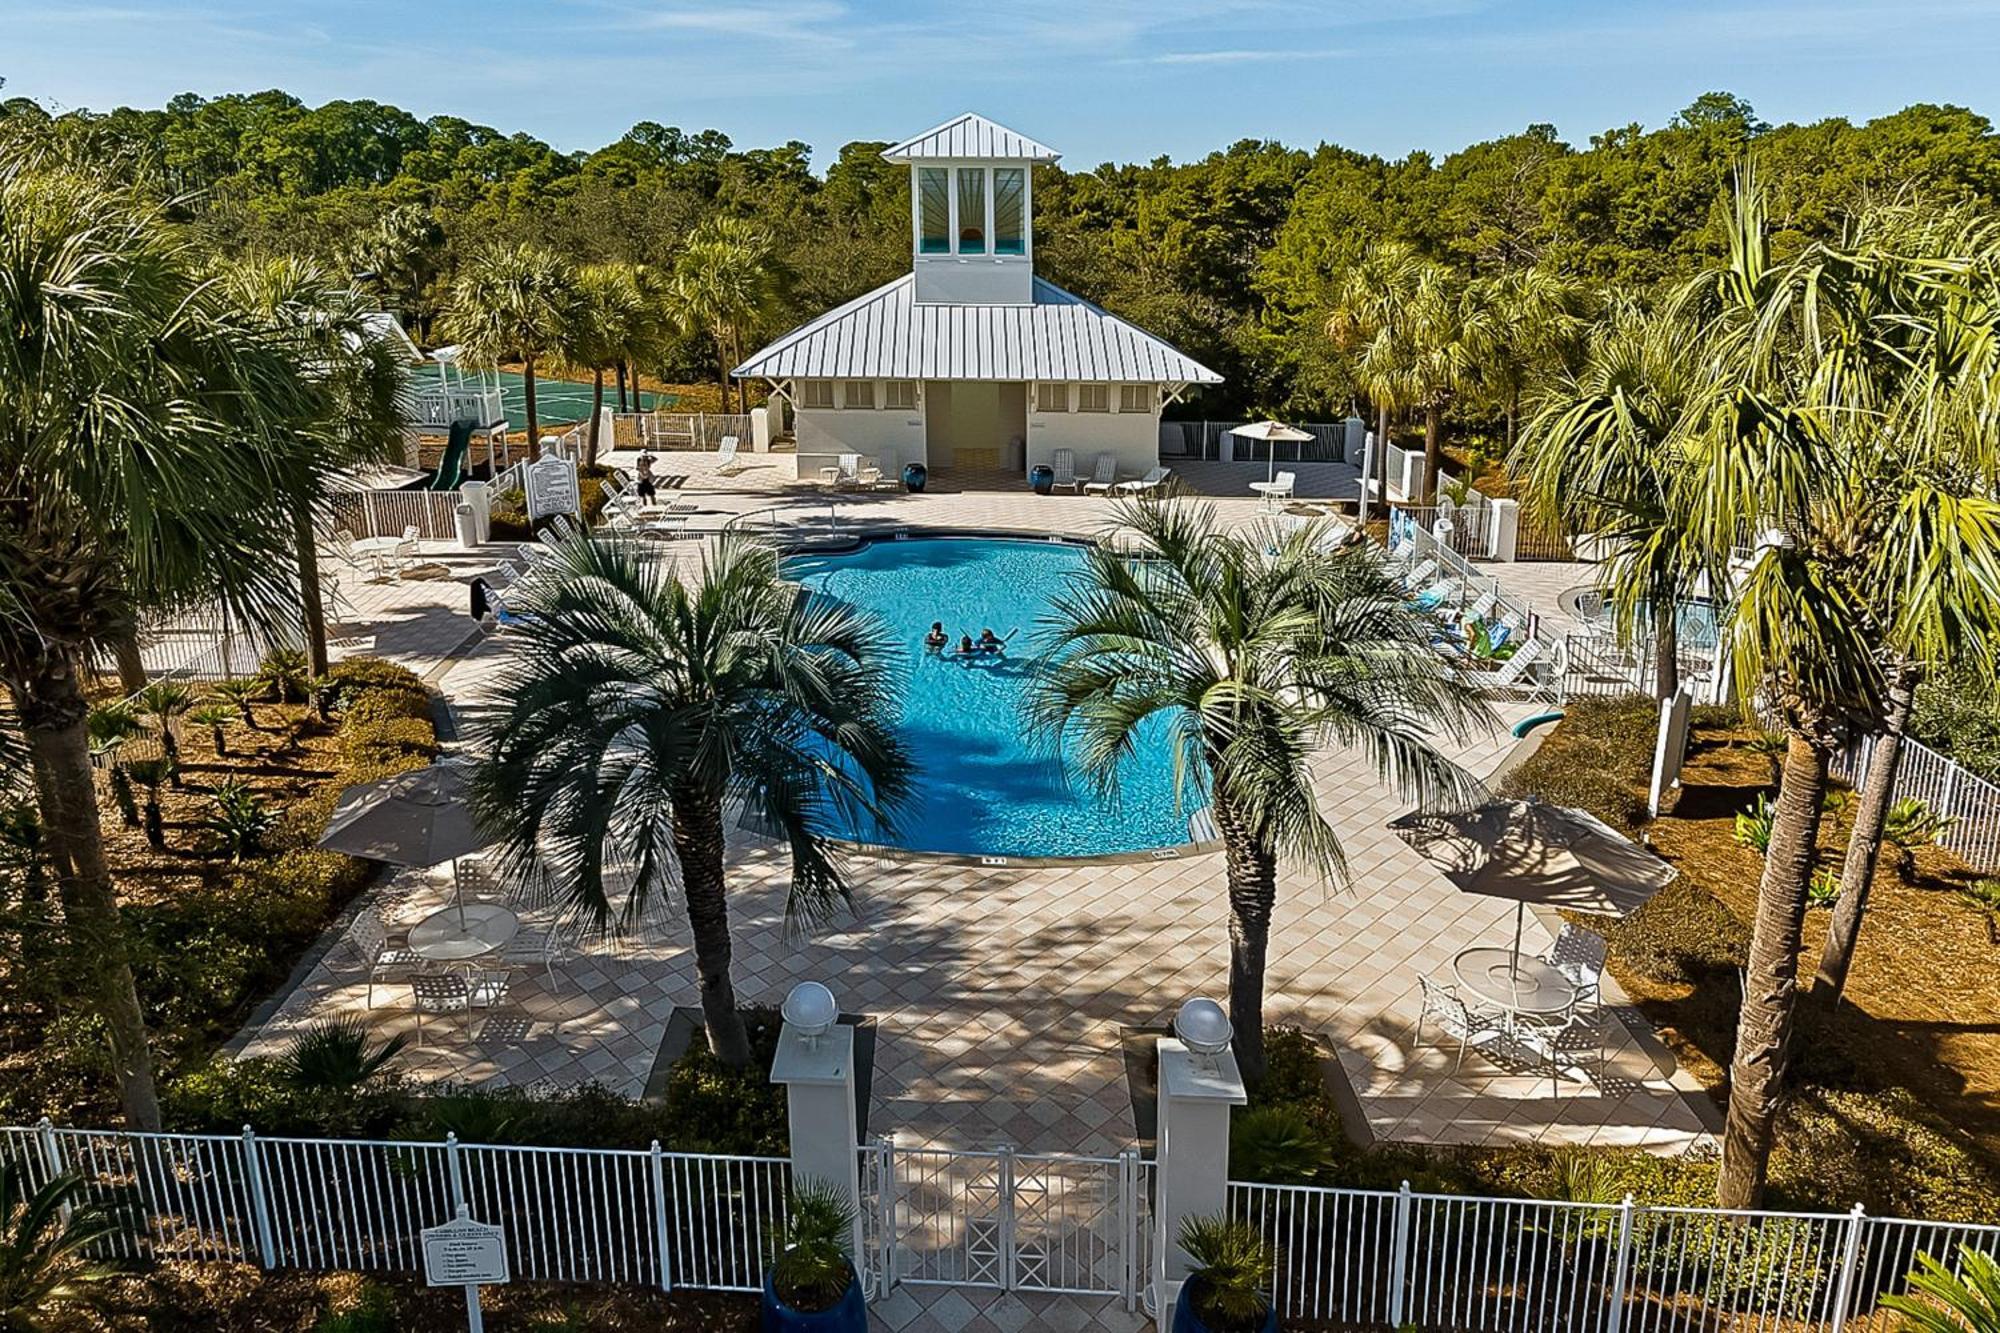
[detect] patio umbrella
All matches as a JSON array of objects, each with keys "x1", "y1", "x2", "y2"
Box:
[
  {"x1": 1230, "y1": 419, "x2": 1314, "y2": 483},
  {"x1": 1389, "y1": 798, "x2": 1677, "y2": 978},
  {"x1": 318, "y1": 762, "x2": 491, "y2": 926}
]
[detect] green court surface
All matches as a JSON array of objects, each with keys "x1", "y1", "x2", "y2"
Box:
[{"x1": 408, "y1": 366, "x2": 676, "y2": 423}]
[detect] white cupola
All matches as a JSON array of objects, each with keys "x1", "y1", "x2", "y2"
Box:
[{"x1": 882, "y1": 112, "x2": 1059, "y2": 307}]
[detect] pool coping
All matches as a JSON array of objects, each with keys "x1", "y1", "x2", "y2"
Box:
[{"x1": 774, "y1": 524, "x2": 1226, "y2": 870}]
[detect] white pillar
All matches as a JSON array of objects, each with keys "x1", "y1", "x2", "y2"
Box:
[
  {"x1": 751, "y1": 405, "x2": 773, "y2": 453},
  {"x1": 597, "y1": 405, "x2": 617, "y2": 459},
  {"x1": 1153, "y1": 1035, "x2": 1247, "y2": 1328},
  {"x1": 1487, "y1": 496, "x2": 1520, "y2": 562},
  {"x1": 770, "y1": 998, "x2": 865, "y2": 1265},
  {"x1": 461, "y1": 480, "x2": 491, "y2": 545}
]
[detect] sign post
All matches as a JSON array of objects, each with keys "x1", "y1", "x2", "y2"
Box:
[
  {"x1": 422, "y1": 1205, "x2": 509, "y2": 1332},
  {"x1": 524, "y1": 456, "x2": 580, "y2": 522}
]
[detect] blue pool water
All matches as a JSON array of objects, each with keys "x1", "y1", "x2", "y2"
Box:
[{"x1": 786, "y1": 537, "x2": 1193, "y2": 858}]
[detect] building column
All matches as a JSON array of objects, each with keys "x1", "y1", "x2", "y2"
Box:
[
  {"x1": 770, "y1": 983, "x2": 866, "y2": 1265},
  {"x1": 1153, "y1": 999, "x2": 1247, "y2": 1329}
]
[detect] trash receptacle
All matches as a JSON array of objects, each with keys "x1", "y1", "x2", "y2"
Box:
[{"x1": 454, "y1": 502, "x2": 478, "y2": 550}]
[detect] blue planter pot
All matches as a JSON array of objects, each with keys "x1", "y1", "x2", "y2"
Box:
[
  {"x1": 902, "y1": 462, "x2": 928, "y2": 493},
  {"x1": 1030, "y1": 464, "x2": 1055, "y2": 496},
  {"x1": 1173, "y1": 1278, "x2": 1279, "y2": 1333},
  {"x1": 761, "y1": 1270, "x2": 868, "y2": 1333}
]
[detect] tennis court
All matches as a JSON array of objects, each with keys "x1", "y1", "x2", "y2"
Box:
[{"x1": 408, "y1": 366, "x2": 676, "y2": 423}]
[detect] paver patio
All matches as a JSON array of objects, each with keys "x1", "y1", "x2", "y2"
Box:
[{"x1": 238, "y1": 452, "x2": 1715, "y2": 1174}]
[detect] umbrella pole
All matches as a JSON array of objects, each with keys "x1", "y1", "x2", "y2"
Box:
[
  {"x1": 1511, "y1": 900, "x2": 1526, "y2": 983},
  {"x1": 453, "y1": 858, "x2": 466, "y2": 929}
]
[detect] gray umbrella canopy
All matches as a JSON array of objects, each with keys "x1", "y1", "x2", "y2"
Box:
[
  {"x1": 318, "y1": 763, "x2": 490, "y2": 867},
  {"x1": 1390, "y1": 798, "x2": 1677, "y2": 917},
  {"x1": 1230, "y1": 419, "x2": 1314, "y2": 482}
]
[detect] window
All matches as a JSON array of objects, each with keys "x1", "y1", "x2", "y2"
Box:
[
  {"x1": 843, "y1": 380, "x2": 875, "y2": 409},
  {"x1": 1039, "y1": 382, "x2": 1067, "y2": 413},
  {"x1": 1076, "y1": 383, "x2": 1110, "y2": 413},
  {"x1": 798, "y1": 380, "x2": 835, "y2": 410},
  {"x1": 956, "y1": 167, "x2": 986, "y2": 254},
  {"x1": 918, "y1": 167, "x2": 950, "y2": 254},
  {"x1": 993, "y1": 167, "x2": 1026, "y2": 255},
  {"x1": 1119, "y1": 384, "x2": 1152, "y2": 414},
  {"x1": 884, "y1": 379, "x2": 917, "y2": 410}
]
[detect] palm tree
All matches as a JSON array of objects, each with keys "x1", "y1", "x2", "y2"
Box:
[
  {"x1": 0, "y1": 1161, "x2": 134, "y2": 1331},
  {"x1": 1640, "y1": 175, "x2": 2000, "y2": 1206},
  {"x1": 1031, "y1": 499, "x2": 1490, "y2": 1084},
  {"x1": 1883, "y1": 1245, "x2": 2000, "y2": 1333},
  {"x1": 218, "y1": 257, "x2": 406, "y2": 676},
  {"x1": 669, "y1": 218, "x2": 778, "y2": 416},
  {"x1": 442, "y1": 243, "x2": 578, "y2": 460},
  {"x1": 1515, "y1": 300, "x2": 1709, "y2": 699},
  {"x1": 471, "y1": 532, "x2": 912, "y2": 1066},
  {"x1": 1473, "y1": 266, "x2": 1593, "y2": 455},
  {"x1": 1326, "y1": 242, "x2": 1426, "y2": 507},
  {"x1": 0, "y1": 148, "x2": 324, "y2": 1128},
  {"x1": 562, "y1": 263, "x2": 655, "y2": 467}
]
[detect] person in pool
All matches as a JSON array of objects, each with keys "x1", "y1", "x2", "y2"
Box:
[
  {"x1": 957, "y1": 634, "x2": 978, "y2": 657},
  {"x1": 924, "y1": 622, "x2": 949, "y2": 652},
  {"x1": 977, "y1": 628, "x2": 1004, "y2": 655}
]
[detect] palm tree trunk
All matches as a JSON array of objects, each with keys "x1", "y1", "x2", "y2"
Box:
[
  {"x1": 1816, "y1": 665, "x2": 1918, "y2": 1000},
  {"x1": 670, "y1": 784, "x2": 753, "y2": 1066},
  {"x1": 1213, "y1": 792, "x2": 1275, "y2": 1088},
  {"x1": 523, "y1": 354, "x2": 541, "y2": 462},
  {"x1": 586, "y1": 369, "x2": 605, "y2": 468},
  {"x1": 1652, "y1": 599, "x2": 1680, "y2": 702},
  {"x1": 1718, "y1": 728, "x2": 1826, "y2": 1209},
  {"x1": 616, "y1": 361, "x2": 629, "y2": 414},
  {"x1": 14, "y1": 654, "x2": 161, "y2": 1129},
  {"x1": 110, "y1": 618, "x2": 147, "y2": 695},
  {"x1": 1375, "y1": 404, "x2": 1391, "y2": 504},
  {"x1": 294, "y1": 505, "x2": 329, "y2": 677},
  {"x1": 1421, "y1": 405, "x2": 1442, "y2": 505},
  {"x1": 717, "y1": 341, "x2": 732, "y2": 416}
]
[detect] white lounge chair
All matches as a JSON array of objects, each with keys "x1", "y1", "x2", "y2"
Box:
[
  {"x1": 1081, "y1": 453, "x2": 1120, "y2": 495},
  {"x1": 1249, "y1": 471, "x2": 1296, "y2": 510},
  {"x1": 1490, "y1": 636, "x2": 1547, "y2": 689},
  {"x1": 714, "y1": 434, "x2": 745, "y2": 476},
  {"x1": 1117, "y1": 465, "x2": 1172, "y2": 496},
  {"x1": 389, "y1": 524, "x2": 421, "y2": 574},
  {"x1": 1050, "y1": 448, "x2": 1081, "y2": 493}
]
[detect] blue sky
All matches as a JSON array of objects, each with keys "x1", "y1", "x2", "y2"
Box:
[{"x1": 6, "y1": 0, "x2": 2000, "y2": 168}]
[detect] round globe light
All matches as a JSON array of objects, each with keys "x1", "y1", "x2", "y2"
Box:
[
  {"x1": 1174, "y1": 997, "x2": 1233, "y2": 1056},
  {"x1": 782, "y1": 981, "x2": 838, "y2": 1040}
]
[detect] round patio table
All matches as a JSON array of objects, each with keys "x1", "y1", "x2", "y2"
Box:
[
  {"x1": 408, "y1": 903, "x2": 519, "y2": 963},
  {"x1": 1452, "y1": 947, "x2": 1575, "y2": 1019}
]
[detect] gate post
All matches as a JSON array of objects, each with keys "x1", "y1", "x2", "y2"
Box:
[
  {"x1": 1387, "y1": 1180, "x2": 1414, "y2": 1328},
  {"x1": 649, "y1": 1140, "x2": 674, "y2": 1293},
  {"x1": 1604, "y1": 1194, "x2": 1636, "y2": 1333},
  {"x1": 770, "y1": 982, "x2": 865, "y2": 1274},
  {"x1": 1153, "y1": 999, "x2": 1248, "y2": 1330},
  {"x1": 241, "y1": 1126, "x2": 278, "y2": 1269},
  {"x1": 1828, "y1": 1204, "x2": 1868, "y2": 1333},
  {"x1": 997, "y1": 1144, "x2": 1018, "y2": 1291}
]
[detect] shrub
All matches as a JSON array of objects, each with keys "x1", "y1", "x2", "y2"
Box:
[
  {"x1": 1806, "y1": 868, "x2": 1841, "y2": 907},
  {"x1": 341, "y1": 717, "x2": 440, "y2": 765},
  {"x1": 1884, "y1": 797, "x2": 1954, "y2": 876},
  {"x1": 341, "y1": 688, "x2": 432, "y2": 726},
  {"x1": 313, "y1": 1283, "x2": 398, "y2": 1333},
  {"x1": 1498, "y1": 694, "x2": 1656, "y2": 832},
  {"x1": 656, "y1": 1009, "x2": 788, "y2": 1154},
  {"x1": 282, "y1": 1021, "x2": 409, "y2": 1092},
  {"x1": 203, "y1": 779, "x2": 273, "y2": 862},
  {"x1": 1733, "y1": 793, "x2": 1774, "y2": 854},
  {"x1": 325, "y1": 657, "x2": 426, "y2": 697},
  {"x1": 768, "y1": 1180, "x2": 856, "y2": 1312},
  {"x1": 1231, "y1": 1104, "x2": 1335, "y2": 1185},
  {"x1": 255, "y1": 647, "x2": 312, "y2": 703},
  {"x1": 1595, "y1": 877, "x2": 1747, "y2": 984}
]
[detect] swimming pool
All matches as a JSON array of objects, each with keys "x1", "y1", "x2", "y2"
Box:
[{"x1": 786, "y1": 536, "x2": 1194, "y2": 859}]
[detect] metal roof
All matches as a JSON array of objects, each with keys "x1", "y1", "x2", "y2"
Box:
[
  {"x1": 881, "y1": 113, "x2": 1061, "y2": 164},
  {"x1": 733, "y1": 276, "x2": 1223, "y2": 385}
]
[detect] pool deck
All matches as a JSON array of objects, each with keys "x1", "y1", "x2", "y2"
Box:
[{"x1": 238, "y1": 453, "x2": 1713, "y2": 1175}]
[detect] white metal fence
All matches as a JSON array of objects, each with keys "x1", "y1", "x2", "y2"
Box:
[
  {"x1": 637, "y1": 411, "x2": 753, "y2": 451},
  {"x1": 3, "y1": 1121, "x2": 1994, "y2": 1322},
  {"x1": 1834, "y1": 730, "x2": 2000, "y2": 873},
  {"x1": 1158, "y1": 420, "x2": 1352, "y2": 463},
  {"x1": 1229, "y1": 1180, "x2": 2000, "y2": 1332},
  {"x1": 328, "y1": 489, "x2": 464, "y2": 540}
]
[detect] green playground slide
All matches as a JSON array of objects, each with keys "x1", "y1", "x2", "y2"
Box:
[{"x1": 430, "y1": 419, "x2": 473, "y2": 491}]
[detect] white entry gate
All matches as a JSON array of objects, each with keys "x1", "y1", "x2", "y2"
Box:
[{"x1": 861, "y1": 1142, "x2": 1151, "y2": 1309}]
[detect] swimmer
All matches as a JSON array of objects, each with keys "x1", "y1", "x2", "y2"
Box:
[
  {"x1": 977, "y1": 628, "x2": 1003, "y2": 655},
  {"x1": 924, "y1": 621, "x2": 949, "y2": 652},
  {"x1": 957, "y1": 635, "x2": 978, "y2": 657}
]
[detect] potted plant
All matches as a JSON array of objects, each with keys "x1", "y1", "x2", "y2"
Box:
[
  {"x1": 762, "y1": 1180, "x2": 866, "y2": 1332},
  {"x1": 1173, "y1": 1214, "x2": 1277, "y2": 1333}
]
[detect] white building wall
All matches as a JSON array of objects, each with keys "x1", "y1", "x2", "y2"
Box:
[
  {"x1": 794, "y1": 400, "x2": 927, "y2": 477},
  {"x1": 1028, "y1": 401, "x2": 1159, "y2": 479}
]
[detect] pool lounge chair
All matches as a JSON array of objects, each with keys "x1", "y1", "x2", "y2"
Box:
[
  {"x1": 1050, "y1": 448, "x2": 1081, "y2": 493},
  {"x1": 714, "y1": 434, "x2": 746, "y2": 476},
  {"x1": 1117, "y1": 465, "x2": 1172, "y2": 496},
  {"x1": 1081, "y1": 453, "x2": 1120, "y2": 495}
]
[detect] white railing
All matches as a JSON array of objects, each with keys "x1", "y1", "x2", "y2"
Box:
[
  {"x1": 1389, "y1": 517, "x2": 1561, "y2": 705},
  {"x1": 328, "y1": 489, "x2": 463, "y2": 540},
  {"x1": 1393, "y1": 498, "x2": 1495, "y2": 559},
  {"x1": 1835, "y1": 730, "x2": 2000, "y2": 872},
  {"x1": 400, "y1": 382, "x2": 504, "y2": 429},
  {"x1": 0, "y1": 1121, "x2": 786, "y2": 1294},
  {"x1": 1228, "y1": 1179, "x2": 2000, "y2": 1332},
  {"x1": 637, "y1": 411, "x2": 752, "y2": 452},
  {"x1": 2, "y1": 1120, "x2": 1994, "y2": 1320}
]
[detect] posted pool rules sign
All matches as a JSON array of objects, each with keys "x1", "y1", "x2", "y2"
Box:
[{"x1": 422, "y1": 1206, "x2": 509, "y2": 1331}]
